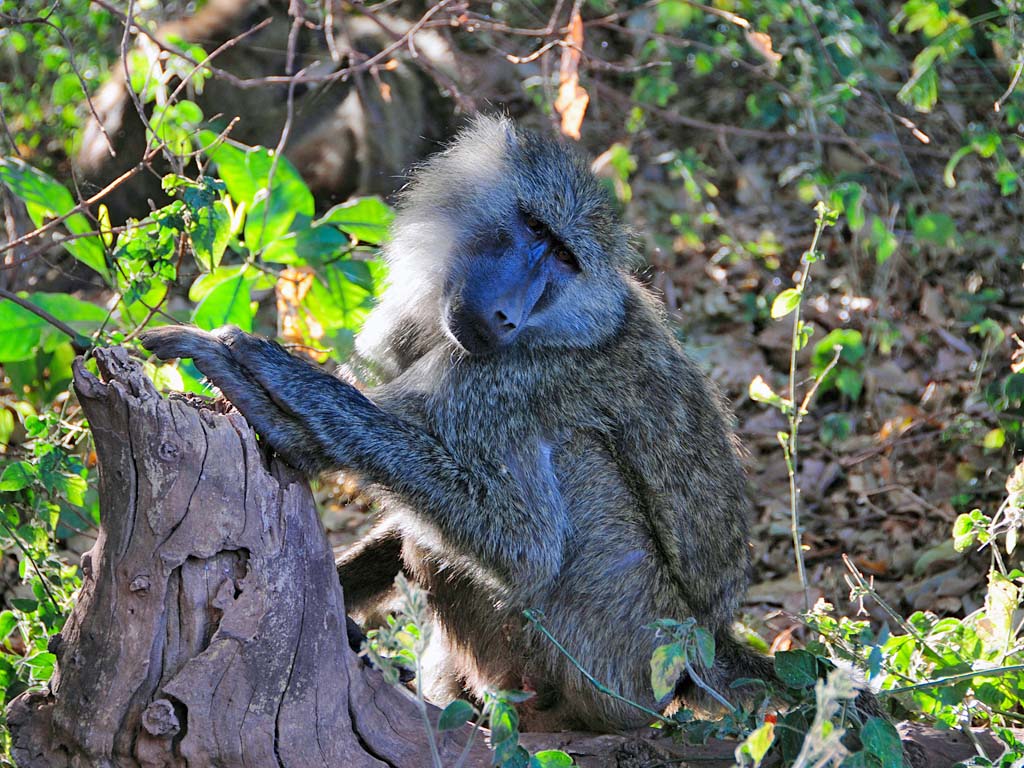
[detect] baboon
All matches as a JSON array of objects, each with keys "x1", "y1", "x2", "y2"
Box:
[{"x1": 141, "y1": 115, "x2": 775, "y2": 731}]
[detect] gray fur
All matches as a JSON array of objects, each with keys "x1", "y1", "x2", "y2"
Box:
[{"x1": 141, "y1": 117, "x2": 769, "y2": 731}]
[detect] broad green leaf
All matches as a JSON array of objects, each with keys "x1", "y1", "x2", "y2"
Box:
[
  {"x1": 0, "y1": 610, "x2": 17, "y2": 641},
  {"x1": 529, "y1": 750, "x2": 574, "y2": 767},
  {"x1": 10, "y1": 598, "x2": 38, "y2": 613},
  {"x1": 0, "y1": 462, "x2": 37, "y2": 491},
  {"x1": 650, "y1": 641, "x2": 685, "y2": 701},
  {"x1": 192, "y1": 269, "x2": 256, "y2": 331},
  {"x1": 0, "y1": 409, "x2": 14, "y2": 446},
  {"x1": 200, "y1": 132, "x2": 313, "y2": 251},
  {"x1": 952, "y1": 512, "x2": 979, "y2": 552},
  {"x1": 190, "y1": 200, "x2": 231, "y2": 271},
  {"x1": 437, "y1": 699, "x2": 475, "y2": 731},
  {"x1": 770, "y1": 288, "x2": 801, "y2": 319},
  {"x1": 0, "y1": 292, "x2": 105, "y2": 362},
  {"x1": 0, "y1": 158, "x2": 109, "y2": 279},
  {"x1": 860, "y1": 717, "x2": 903, "y2": 768},
  {"x1": 305, "y1": 267, "x2": 374, "y2": 335},
  {"x1": 0, "y1": 301, "x2": 46, "y2": 361},
  {"x1": 735, "y1": 720, "x2": 774, "y2": 766},
  {"x1": 913, "y1": 212, "x2": 958, "y2": 248},
  {"x1": 262, "y1": 224, "x2": 349, "y2": 265},
  {"x1": 489, "y1": 700, "x2": 519, "y2": 746},
  {"x1": 693, "y1": 626, "x2": 716, "y2": 670},
  {"x1": 773, "y1": 650, "x2": 818, "y2": 689},
  {"x1": 26, "y1": 650, "x2": 55, "y2": 681},
  {"x1": 317, "y1": 196, "x2": 394, "y2": 245},
  {"x1": 31, "y1": 293, "x2": 108, "y2": 325},
  {"x1": 835, "y1": 367, "x2": 864, "y2": 400}
]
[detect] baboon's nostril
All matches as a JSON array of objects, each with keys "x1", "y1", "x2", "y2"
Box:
[{"x1": 495, "y1": 310, "x2": 516, "y2": 332}]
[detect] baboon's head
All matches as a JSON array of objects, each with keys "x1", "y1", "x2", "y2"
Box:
[{"x1": 374, "y1": 116, "x2": 636, "y2": 358}]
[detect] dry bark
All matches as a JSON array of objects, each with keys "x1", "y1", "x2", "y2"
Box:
[
  {"x1": 5, "y1": 347, "x2": 482, "y2": 768},
  {"x1": 5, "y1": 346, "x2": 1019, "y2": 768}
]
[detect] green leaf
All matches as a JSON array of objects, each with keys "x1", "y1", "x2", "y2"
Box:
[
  {"x1": 261, "y1": 224, "x2": 349, "y2": 265},
  {"x1": 913, "y1": 212, "x2": 958, "y2": 248},
  {"x1": 650, "y1": 641, "x2": 686, "y2": 701},
  {"x1": 200, "y1": 133, "x2": 314, "y2": 251},
  {"x1": 529, "y1": 750, "x2": 574, "y2": 767},
  {"x1": 0, "y1": 293, "x2": 107, "y2": 361},
  {"x1": 0, "y1": 301, "x2": 45, "y2": 361},
  {"x1": 835, "y1": 367, "x2": 864, "y2": 400},
  {"x1": 305, "y1": 267, "x2": 374, "y2": 336},
  {"x1": 317, "y1": 196, "x2": 394, "y2": 245},
  {"x1": 770, "y1": 288, "x2": 802, "y2": 319},
  {"x1": 983, "y1": 428, "x2": 1006, "y2": 451},
  {"x1": 0, "y1": 461, "x2": 38, "y2": 491},
  {"x1": 774, "y1": 650, "x2": 818, "y2": 689},
  {"x1": 736, "y1": 720, "x2": 775, "y2": 766},
  {"x1": 489, "y1": 700, "x2": 519, "y2": 746},
  {"x1": 0, "y1": 158, "x2": 109, "y2": 280},
  {"x1": 191, "y1": 268, "x2": 256, "y2": 331},
  {"x1": 870, "y1": 216, "x2": 898, "y2": 264},
  {"x1": 10, "y1": 598, "x2": 39, "y2": 613},
  {"x1": 26, "y1": 650, "x2": 55, "y2": 681},
  {"x1": 693, "y1": 626, "x2": 716, "y2": 670},
  {"x1": 860, "y1": 717, "x2": 903, "y2": 768},
  {"x1": 438, "y1": 699, "x2": 475, "y2": 731},
  {"x1": 952, "y1": 512, "x2": 981, "y2": 552},
  {"x1": 0, "y1": 610, "x2": 17, "y2": 641},
  {"x1": 190, "y1": 200, "x2": 231, "y2": 271},
  {"x1": 496, "y1": 744, "x2": 530, "y2": 768}
]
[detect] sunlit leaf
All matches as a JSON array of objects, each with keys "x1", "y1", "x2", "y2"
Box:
[
  {"x1": 437, "y1": 699, "x2": 475, "y2": 731},
  {"x1": 317, "y1": 197, "x2": 394, "y2": 245},
  {"x1": 770, "y1": 289, "x2": 802, "y2": 319},
  {"x1": 650, "y1": 641, "x2": 685, "y2": 701},
  {"x1": 0, "y1": 158, "x2": 109, "y2": 280}
]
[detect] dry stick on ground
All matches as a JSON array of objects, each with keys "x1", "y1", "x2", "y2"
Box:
[{"x1": 3, "y1": 346, "x2": 1019, "y2": 768}]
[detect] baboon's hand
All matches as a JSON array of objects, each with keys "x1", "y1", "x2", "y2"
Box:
[
  {"x1": 140, "y1": 326, "x2": 230, "y2": 370},
  {"x1": 140, "y1": 325, "x2": 322, "y2": 471},
  {"x1": 140, "y1": 325, "x2": 256, "y2": 403}
]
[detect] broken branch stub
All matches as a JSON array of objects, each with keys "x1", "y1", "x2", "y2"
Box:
[{"x1": 6, "y1": 346, "x2": 475, "y2": 767}]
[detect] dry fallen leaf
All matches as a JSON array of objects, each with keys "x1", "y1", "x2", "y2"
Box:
[
  {"x1": 746, "y1": 30, "x2": 782, "y2": 64},
  {"x1": 276, "y1": 267, "x2": 320, "y2": 344},
  {"x1": 555, "y1": 10, "x2": 589, "y2": 140}
]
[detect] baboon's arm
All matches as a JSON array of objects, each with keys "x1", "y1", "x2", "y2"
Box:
[
  {"x1": 141, "y1": 325, "x2": 567, "y2": 586},
  {"x1": 335, "y1": 523, "x2": 405, "y2": 613}
]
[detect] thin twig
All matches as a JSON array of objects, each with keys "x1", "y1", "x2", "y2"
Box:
[
  {"x1": 0, "y1": 149, "x2": 158, "y2": 258},
  {"x1": 0, "y1": 288, "x2": 92, "y2": 353}
]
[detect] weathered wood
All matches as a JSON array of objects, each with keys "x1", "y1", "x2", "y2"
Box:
[
  {"x1": 5, "y1": 346, "x2": 1020, "y2": 767},
  {"x1": 6, "y1": 347, "x2": 482, "y2": 767}
]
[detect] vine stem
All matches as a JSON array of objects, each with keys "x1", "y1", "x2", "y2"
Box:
[
  {"x1": 785, "y1": 207, "x2": 833, "y2": 611},
  {"x1": 524, "y1": 609, "x2": 672, "y2": 724},
  {"x1": 414, "y1": 654, "x2": 444, "y2": 768},
  {"x1": 881, "y1": 664, "x2": 1024, "y2": 696}
]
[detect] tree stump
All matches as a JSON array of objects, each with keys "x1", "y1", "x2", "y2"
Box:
[
  {"x1": 5, "y1": 347, "x2": 1019, "y2": 767},
  {"x1": 6, "y1": 347, "x2": 483, "y2": 767}
]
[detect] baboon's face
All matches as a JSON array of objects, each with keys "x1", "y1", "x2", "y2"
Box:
[
  {"x1": 379, "y1": 116, "x2": 632, "y2": 357},
  {"x1": 443, "y1": 208, "x2": 582, "y2": 355}
]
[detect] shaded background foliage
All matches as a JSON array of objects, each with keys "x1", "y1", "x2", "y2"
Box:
[{"x1": 0, "y1": 0, "x2": 1023, "y2": 764}]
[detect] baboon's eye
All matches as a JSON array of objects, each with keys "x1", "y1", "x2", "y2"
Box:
[
  {"x1": 525, "y1": 214, "x2": 546, "y2": 237},
  {"x1": 552, "y1": 244, "x2": 580, "y2": 271}
]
